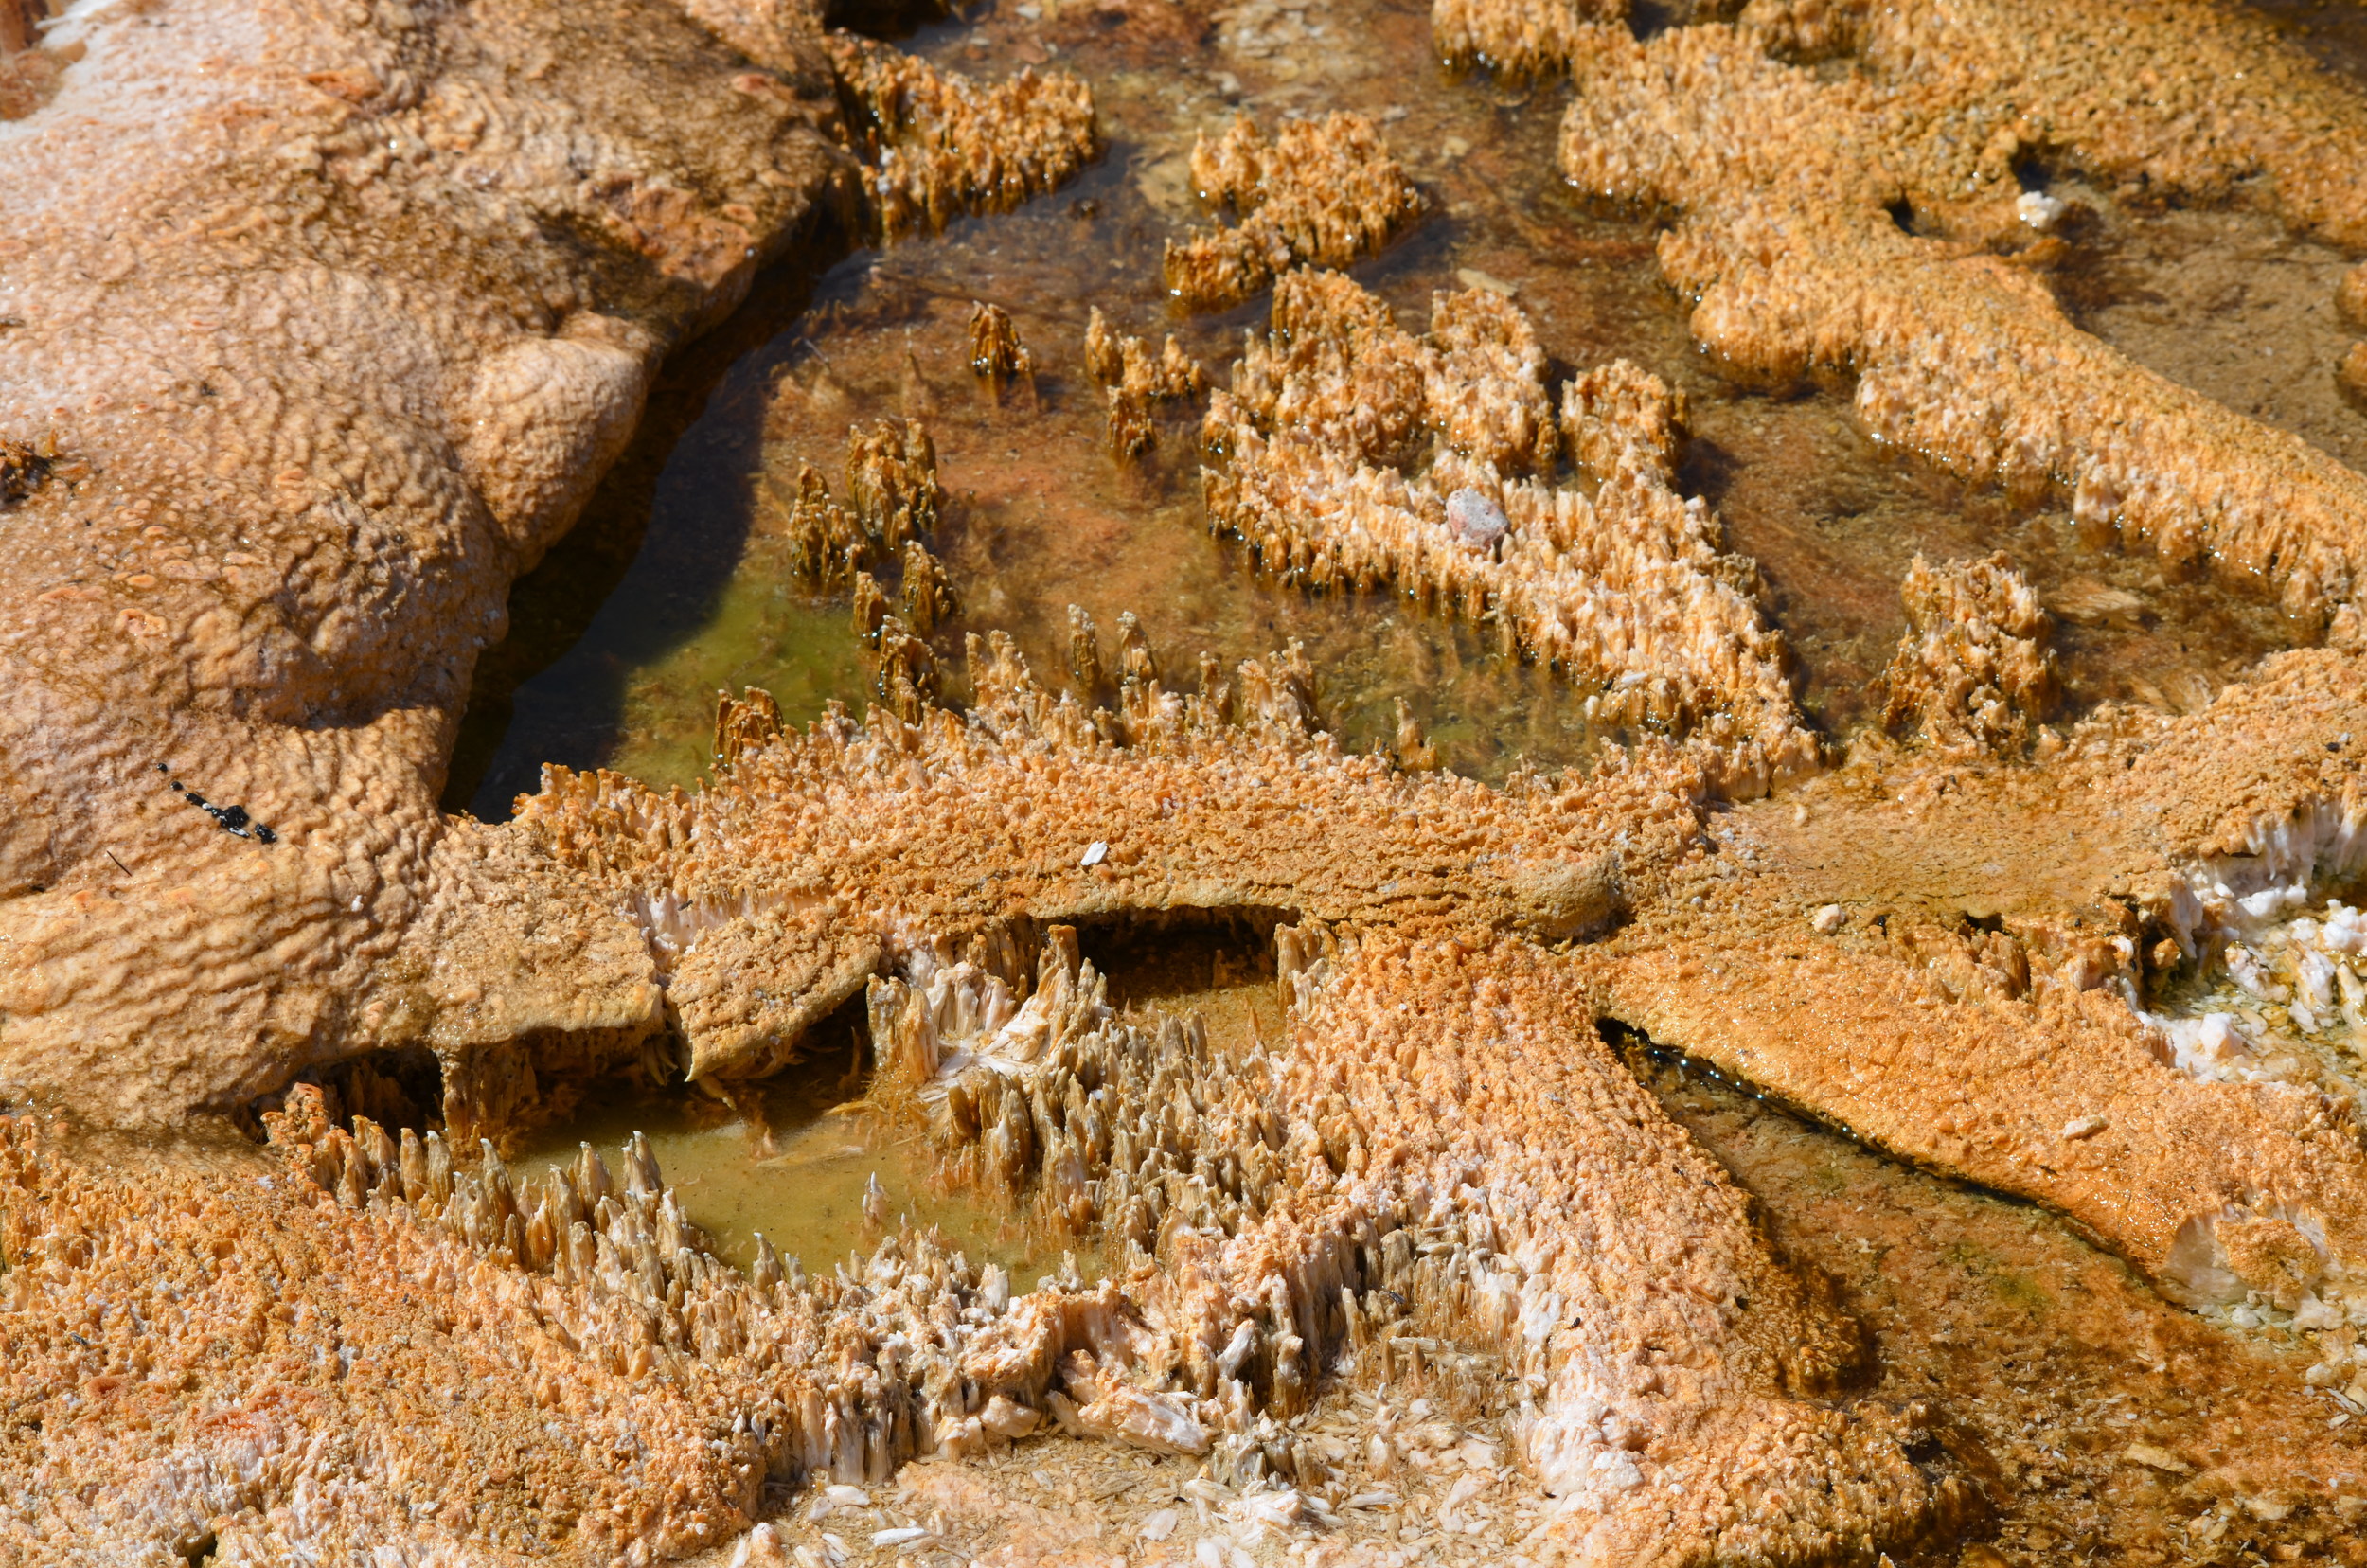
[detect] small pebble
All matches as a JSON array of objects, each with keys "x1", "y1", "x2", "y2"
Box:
[
  {"x1": 2340, "y1": 263, "x2": 2367, "y2": 330},
  {"x1": 1443, "y1": 487, "x2": 1507, "y2": 549},
  {"x1": 2339, "y1": 341, "x2": 2367, "y2": 406}
]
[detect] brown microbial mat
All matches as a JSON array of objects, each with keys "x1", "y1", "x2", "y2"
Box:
[{"x1": 6, "y1": 0, "x2": 2367, "y2": 1564}]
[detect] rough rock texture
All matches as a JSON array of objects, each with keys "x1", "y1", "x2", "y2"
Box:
[
  {"x1": 0, "y1": 648, "x2": 1979, "y2": 1559},
  {"x1": 0, "y1": 0, "x2": 1088, "y2": 1133},
  {"x1": 1463, "y1": 0, "x2": 2367, "y2": 626},
  {"x1": 1202, "y1": 269, "x2": 1814, "y2": 795},
  {"x1": 1586, "y1": 650, "x2": 2367, "y2": 1314},
  {"x1": 1163, "y1": 114, "x2": 1423, "y2": 311},
  {"x1": 7, "y1": 0, "x2": 2367, "y2": 1559},
  {"x1": 503, "y1": 630, "x2": 2367, "y2": 1320}
]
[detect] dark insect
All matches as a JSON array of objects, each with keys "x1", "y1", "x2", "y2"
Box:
[
  {"x1": 0, "y1": 437, "x2": 54, "y2": 508},
  {"x1": 152, "y1": 762, "x2": 278, "y2": 844}
]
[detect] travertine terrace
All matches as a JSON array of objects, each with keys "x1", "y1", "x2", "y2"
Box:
[{"x1": 6, "y1": 0, "x2": 2367, "y2": 1561}]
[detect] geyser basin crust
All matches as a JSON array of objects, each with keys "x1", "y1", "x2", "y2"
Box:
[{"x1": 4, "y1": 0, "x2": 2367, "y2": 1559}]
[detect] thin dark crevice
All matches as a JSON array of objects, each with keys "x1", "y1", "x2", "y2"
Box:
[
  {"x1": 240, "y1": 1044, "x2": 445, "y2": 1144},
  {"x1": 825, "y1": 0, "x2": 956, "y2": 41},
  {"x1": 1627, "y1": 0, "x2": 1682, "y2": 43},
  {"x1": 1601, "y1": 1015, "x2": 2063, "y2": 1226}
]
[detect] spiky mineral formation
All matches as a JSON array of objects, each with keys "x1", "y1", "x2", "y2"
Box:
[
  {"x1": 1879, "y1": 553, "x2": 2059, "y2": 754},
  {"x1": 1203, "y1": 269, "x2": 1814, "y2": 796},
  {"x1": 825, "y1": 31, "x2": 1097, "y2": 238},
  {"x1": 1463, "y1": 0, "x2": 2367, "y2": 629},
  {"x1": 968, "y1": 300, "x2": 1035, "y2": 387},
  {"x1": 496, "y1": 628, "x2": 2367, "y2": 1322},
  {"x1": 1163, "y1": 114, "x2": 1424, "y2": 311},
  {"x1": 0, "y1": 654, "x2": 1986, "y2": 1559},
  {"x1": 1086, "y1": 307, "x2": 1207, "y2": 456},
  {"x1": 0, "y1": 0, "x2": 1091, "y2": 1133}
]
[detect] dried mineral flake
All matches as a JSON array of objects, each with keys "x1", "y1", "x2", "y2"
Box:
[{"x1": 2015, "y1": 189, "x2": 2067, "y2": 230}]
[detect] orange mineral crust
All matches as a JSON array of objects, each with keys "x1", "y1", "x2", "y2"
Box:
[
  {"x1": 0, "y1": 0, "x2": 2365, "y2": 1560},
  {"x1": 0, "y1": 0, "x2": 1092, "y2": 1131}
]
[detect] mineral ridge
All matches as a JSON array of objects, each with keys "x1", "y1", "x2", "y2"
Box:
[
  {"x1": 1456, "y1": 0, "x2": 2367, "y2": 628},
  {"x1": 1163, "y1": 113, "x2": 1424, "y2": 311},
  {"x1": 1201, "y1": 269, "x2": 1815, "y2": 796}
]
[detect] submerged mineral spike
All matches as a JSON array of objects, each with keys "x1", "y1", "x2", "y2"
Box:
[
  {"x1": 851, "y1": 571, "x2": 892, "y2": 644},
  {"x1": 1880, "y1": 552, "x2": 2058, "y2": 755},
  {"x1": 1064, "y1": 604, "x2": 1107, "y2": 695},
  {"x1": 1164, "y1": 114, "x2": 1424, "y2": 310},
  {"x1": 1089, "y1": 315, "x2": 1206, "y2": 454},
  {"x1": 845, "y1": 417, "x2": 942, "y2": 547},
  {"x1": 967, "y1": 302, "x2": 1034, "y2": 389},
  {"x1": 899, "y1": 540, "x2": 958, "y2": 633},
  {"x1": 1204, "y1": 268, "x2": 1813, "y2": 795},
  {"x1": 1106, "y1": 384, "x2": 1157, "y2": 459}
]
